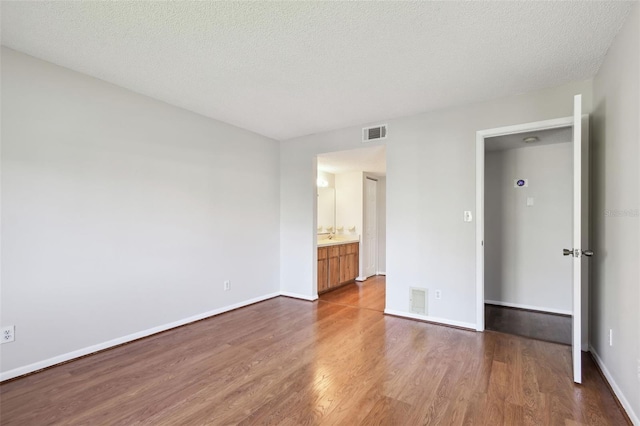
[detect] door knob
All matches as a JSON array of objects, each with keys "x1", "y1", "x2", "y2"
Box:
[{"x1": 563, "y1": 248, "x2": 593, "y2": 257}]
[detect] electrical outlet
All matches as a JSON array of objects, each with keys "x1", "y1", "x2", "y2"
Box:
[
  {"x1": 224, "y1": 280, "x2": 230, "y2": 291},
  {"x1": 435, "y1": 290, "x2": 442, "y2": 300},
  {"x1": 609, "y1": 329, "x2": 613, "y2": 346},
  {"x1": 1, "y1": 326, "x2": 15, "y2": 344}
]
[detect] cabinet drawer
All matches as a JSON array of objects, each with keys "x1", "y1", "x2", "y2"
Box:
[
  {"x1": 328, "y1": 246, "x2": 340, "y2": 258},
  {"x1": 339, "y1": 242, "x2": 359, "y2": 255},
  {"x1": 318, "y1": 247, "x2": 328, "y2": 260}
]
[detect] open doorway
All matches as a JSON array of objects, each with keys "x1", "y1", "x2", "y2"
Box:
[
  {"x1": 315, "y1": 146, "x2": 386, "y2": 312},
  {"x1": 476, "y1": 96, "x2": 590, "y2": 384},
  {"x1": 483, "y1": 126, "x2": 573, "y2": 345}
]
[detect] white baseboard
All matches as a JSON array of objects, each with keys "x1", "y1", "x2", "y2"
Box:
[
  {"x1": 0, "y1": 292, "x2": 280, "y2": 382},
  {"x1": 376, "y1": 271, "x2": 386, "y2": 276},
  {"x1": 589, "y1": 346, "x2": 639, "y2": 425},
  {"x1": 484, "y1": 300, "x2": 572, "y2": 316},
  {"x1": 280, "y1": 291, "x2": 318, "y2": 302},
  {"x1": 356, "y1": 274, "x2": 381, "y2": 282},
  {"x1": 384, "y1": 309, "x2": 476, "y2": 330}
]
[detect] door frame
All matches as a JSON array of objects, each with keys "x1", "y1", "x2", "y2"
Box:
[
  {"x1": 362, "y1": 176, "x2": 378, "y2": 279},
  {"x1": 475, "y1": 116, "x2": 575, "y2": 332}
]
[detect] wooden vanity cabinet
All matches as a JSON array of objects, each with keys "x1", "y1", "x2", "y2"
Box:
[
  {"x1": 317, "y1": 247, "x2": 329, "y2": 293},
  {"x1": 317, "y1": 242, "x2": 359, "y2": 294},
  {"x1": 339, "y1": 243, "x2": 358, "y2": 284},
  {"x1": 328, "y1": 246, "x2": 341, "y2": 288}
]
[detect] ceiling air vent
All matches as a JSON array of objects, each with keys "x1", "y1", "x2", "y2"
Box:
[{"x1": 362, "y1": 124, "x2": 387, "y2": 142}]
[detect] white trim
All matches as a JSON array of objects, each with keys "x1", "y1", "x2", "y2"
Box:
[
  {"x1": 572, "y1": 94, "x2": 583, "y2": 384},
  {"x1": 0, "y1": 292, "x2": 280, "y2": 382},
  {"x1": 384, "y1": 309, "x2": 476, "y2": 330},
  {"x1": 280, "y1": 291, "x2": 318, "y2": 302},
  {"x1": 484, "y1": 300, "x2": 572, "y2": 316},
  {"x1": 476, "y1": 131, "x2": 485, "y2": 332},
  {"x1": 376, "y1": 271, "x2": 386, "y2": 276},
  {"x1": 590, "y1": 346, "x2": 639, "y2": 425},
  {"x1": 476, "y1": 116, "x2": 574, "y2": 333},
  {"x1": 355, "y1": 276, "x2": 367, "y2": 282},
  {"x1": 363, "y1": 176, "x2": 378, "y2": 279},
  {"x1": 476, "y1": 117, "x2": 574, "y2": 139}
]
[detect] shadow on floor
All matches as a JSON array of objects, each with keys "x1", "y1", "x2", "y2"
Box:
[{"x1": 485, "y1": 304, "x2": 571, "y2": 345}]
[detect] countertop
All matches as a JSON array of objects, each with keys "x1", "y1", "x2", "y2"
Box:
[{"x1": 317, "y1": 237, "x2": 360, "y2": 247}]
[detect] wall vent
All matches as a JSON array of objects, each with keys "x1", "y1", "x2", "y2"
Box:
[
  {"x1": 362, "y1": 124, "x2": 387, "y2": 142},
  {"x1": 410, "y1": 287, "x2": 427, "y2": 315}
]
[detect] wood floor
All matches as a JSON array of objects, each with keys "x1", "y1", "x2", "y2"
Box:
[
  {"x1": 0, "y1": 292, "x2": 629, "y2": 425},
  {"x1": 485, "y1": 304, "x2": 572, "y2": 345},
  {"x1": 319, "y1": 275, "x2": 386, "y2": 312}
]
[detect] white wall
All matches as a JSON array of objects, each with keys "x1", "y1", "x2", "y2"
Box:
[
  {"x1": 591, "y1": 3, "x2": 639, "y2": 423},
  {"x1": 280, "y1": 79, "x2": 592, "y2": 328},
  {"x1": 484, "y1": 143, "x2": 572, "y2": 314},
  {"x1": 0, "y1": 48, "x2": 281, "y2": 377}
]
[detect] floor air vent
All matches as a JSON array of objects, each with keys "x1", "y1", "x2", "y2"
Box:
[
  {"x1": 362, "y1": 124, "x2": 387, "y2": 142},
  {"x1": 410, "y1": 287, "x2": 427, "y2": 315}
]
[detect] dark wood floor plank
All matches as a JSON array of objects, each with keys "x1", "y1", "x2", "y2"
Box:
[
  {"x1": 485, "y1": 303, "x2": 572, "y2": 345},
  {"x1": 0, "y1": 279, "x2": 631, "y2": 425}
]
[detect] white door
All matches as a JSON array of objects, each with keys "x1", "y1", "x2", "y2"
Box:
[
  {"x1": 363, "y1": 178, "x2": 378, "y2": 278},
  {"x1": 568, "y1": 94, "x2": 591, "y2": 384}
]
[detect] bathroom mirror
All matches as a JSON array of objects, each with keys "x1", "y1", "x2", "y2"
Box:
[{"x1": 317, "y1": 187, "x2": 335, "y2": 233}]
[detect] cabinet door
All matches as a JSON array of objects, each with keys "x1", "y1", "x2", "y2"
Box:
[
  {"x1": 340, "y1": 253, "x2": 356, "y2": 283},
  {"x1": 339, "y1": 253, "x2": 350, "y2": 283},
  {"x1": 318, "y1": 258, "x2": 329, "y2": 292},
  {"x1": 328, "y1": 254, "x2": 340, "y2": 288},
  {"x1": 352, "y1": 244, "x2": 359, "y2": 280},
  {"x1": 338, "y1": 243, "x2": 359, "y2": 283},
  {"x1": 329, "y1": 257, "x2": 340, "y2": 288}
]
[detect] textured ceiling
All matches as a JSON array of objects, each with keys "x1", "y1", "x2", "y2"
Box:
[
  {"x1": 1, "y1": 2, "x2": 634, "y2": 140},
  {"x1": 318, "y1": 146, "x2": 386, "y2": 176},
  {"x1": 486, "y1": 127, "x2": 572, "y2": 152}
]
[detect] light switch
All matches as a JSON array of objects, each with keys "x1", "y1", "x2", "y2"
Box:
[
  {"x1": 464, "y1": 211, "x2": 473, "y2": 222},
  {"x1": 527, "y1": 197, "x2": 534, "y2": 206}
]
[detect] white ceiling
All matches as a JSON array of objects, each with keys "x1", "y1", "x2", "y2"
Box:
[
  {"x1": 1, "y1": 2, "x2": 633, "y2": 141},
  {"x1": 485, "y1": 127, "x2": 573, "y2": 152},
  {"x1": 318, "y1": 146, "x2": 386, "y2": 176}
]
